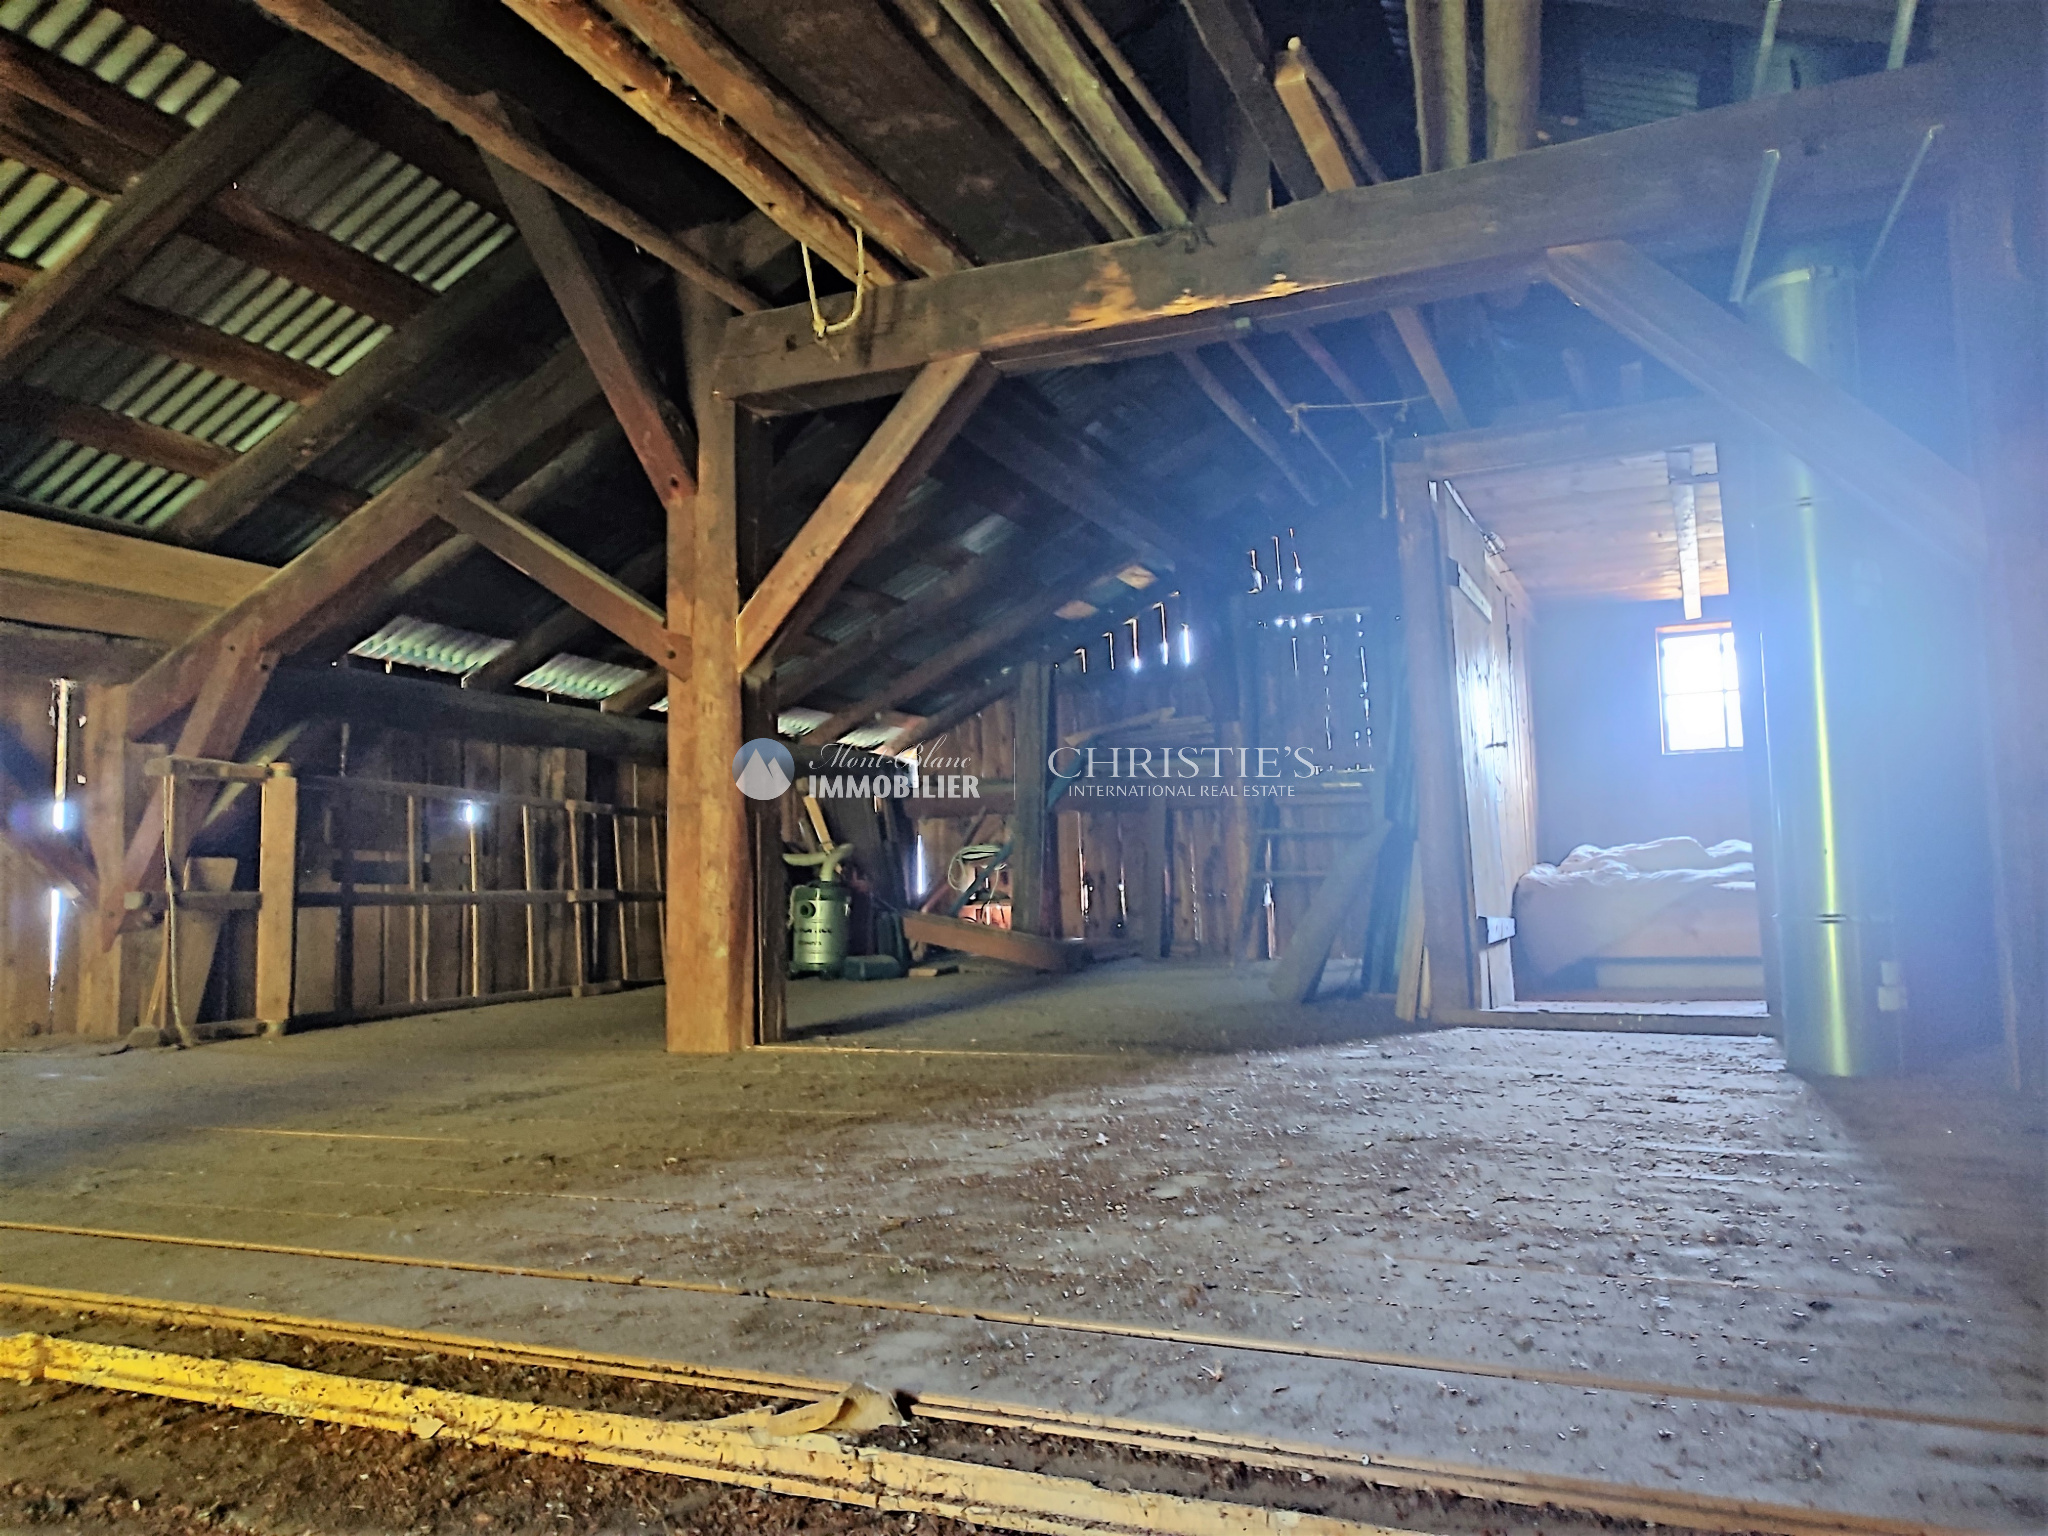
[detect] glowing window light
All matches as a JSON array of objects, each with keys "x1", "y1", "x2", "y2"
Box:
[
  {"x1": 1179, "y1": 623, "x2": 1193, "y2": 666},
  {"x1": 46, "y1": 888, "x2": 62, "y2": 983}
]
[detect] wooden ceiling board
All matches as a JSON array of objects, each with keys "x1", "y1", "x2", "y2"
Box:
[{"x1": 1442, "y1": 447, "x2": 1727, "y2": 604}]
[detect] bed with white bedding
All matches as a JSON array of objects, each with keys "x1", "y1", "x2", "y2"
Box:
[{"x1": 1512, "y1": 837, "x2": 1763, "y2": 1000}]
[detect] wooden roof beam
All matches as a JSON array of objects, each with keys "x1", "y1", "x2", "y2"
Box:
[
  {"x1": 960, "y1": 395, "x2": 1196, "y2": 566},
  {"x1": 1270, "y1": 37, "x2": 1467, "y2": 430},
  {"x1": 1176, "y1": 0, "x2": 1322, "y2": 202},
  {"x1": 496, "y1": 0, "x2": 877, "y2": 285},
  {"x1": 0, "y1": 37, "x2": 344, "y2": 385},
  {"x1": 124, "y1": 340, "x2": 601, "y2": 740},
  {"x1": 160, "y1": 240, "x2": 537, "y2": 546},
  {"x1": 713, "y1": 61, "x2": 1955, "y2": 411},
  {"x1": 1545, "y1": 240, "x2": 1983, "y2": 566},
  {"x1": 597, "y1": 0, "x2": 971, "y2": 277},
  {"x1": 805, "y1": 545, "x2": 1137, "y2": 742},
  {"x1": 245, "y1": 0, "x2": 758, "y2": 310}
]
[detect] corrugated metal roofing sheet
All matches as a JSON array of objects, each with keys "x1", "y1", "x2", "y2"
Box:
[
  {"x1": 515, "y1": 654, "x2": 646, "y2": 702},
  {"x1": 0, "y1": 1, "x2": 511, "y2": 535},
  {"x1": 350, "y1": 615, "x2": 511, "y2": 676}
]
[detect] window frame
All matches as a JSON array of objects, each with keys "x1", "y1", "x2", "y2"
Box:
[{"x1": 1655, "y1": 620, "x2": 1743, "y2": 755}]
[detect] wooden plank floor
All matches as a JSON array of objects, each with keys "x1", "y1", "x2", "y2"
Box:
[{"x1": 1, "y1": 962, "x2": 2040, "y2": 1530}]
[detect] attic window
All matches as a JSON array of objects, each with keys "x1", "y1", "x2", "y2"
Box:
[{"x1": 1657, "y1": 621, "x2": 1742, "y2": 753}]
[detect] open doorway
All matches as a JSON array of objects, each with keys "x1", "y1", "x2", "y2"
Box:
[{"x1": 1404, "y1": 407, "x2": 1767, "y2": 1018}]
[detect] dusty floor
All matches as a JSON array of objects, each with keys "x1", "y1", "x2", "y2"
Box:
[{"x1": 1, "y1": 960, "x2": 2043, "y2": 1532}]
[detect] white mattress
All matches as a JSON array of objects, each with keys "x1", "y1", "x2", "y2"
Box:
[{"x1": 1513, "y1": 837, "x2": 1759, "y2": 978}]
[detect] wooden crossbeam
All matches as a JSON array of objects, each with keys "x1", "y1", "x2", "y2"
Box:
[
  {"x1": 245, "y1": 0, "x2": 758, "y2": 310},
  {"x1": 596, "y1": 0, "x2": 971, "y2": 277},
  {"x1": 161, "y1": 240, "x2": 538, "y2": 546},
  {"x1": 0, "y1": 508, "x2": 270, "y2": 643},
  {"x1": 125, "y1": 341, "x2": 601, "y2": 739},
  {"x1": 0, "y1": 386, "x2": 233, "y2": 481},
  {"x1": 439, "y1": 491, "x2": 690, "y2": 679},
  {"x1": 1544, "y1": 240, "x2": 1984, "y2": 565},
  {"x1": 737, "y1": 354, "x2": 996, "y2": 669},
  {"x1": 960, "y1": 397, "x2": 1193, "y2": 566},
  {"x1": 0, "y1": 38, "x2": 344, "y2": 384},
  {"x1": 713, "y1": 62, "x2": 1954, "y2": 409}
]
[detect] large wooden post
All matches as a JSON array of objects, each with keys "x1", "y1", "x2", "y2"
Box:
[
  {"x1": 254, "y1": 763, "x2": 298, "y2": 1033},
  {"x1": 1009, "y1": 661, "x2": 1054, "y2": 936},
  {"x1": 1393, "y1": 463, "x2": 1477, "y2": 1015},
  {"x1": 667, "y1": 278, "x2": 751, "y2": 1053},
  {"x1": 76, "y1": 684, "x2": 136, "y2": 1037}
]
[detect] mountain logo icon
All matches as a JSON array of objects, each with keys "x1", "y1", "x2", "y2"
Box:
[{"x1": 732, "y1": 738, "x2": 795, "y2": 800}]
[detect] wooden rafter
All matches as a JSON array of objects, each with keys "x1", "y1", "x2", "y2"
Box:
[
  {"x1": 1174, "y1": 349, "x2": 1319, "y2": 504},
  {"x1": 1176, "y1": 0, "x2": 1322, "y2": 201},
  {"x1": 1545, "y1": 240, "x2": 1983, "y2": 565},
  {"x1": 485, "y1": 157, "x2": 698, "y2": 522},
  {"x1": 498, "y1": 0, "x2": 878, "y2": 284},
  {"x1": 161, "y1": 240, "x2": 539, "y2": 546},
  {"x1": 0, "y1": 38, "x2": 344, "y2": 384},
  {"x1": 988, "y1": 0, "x2": 1188, "y2": 229},
  {"x1": 244, "y1": 0, "x2": 759, "y2": 311},
  {"x1": 0, "y1": 386, "x2": 234, "y2": 482},
  {"x1": 438, "y1": 492, "x2": 689, "y2": 679},
  {"x1": 597, "y1": 0, "x2": 970, "y2": 277},
  {"x1": 714, "y1": 61, "x2": 1955, "y2": 409},
  {"x1": 1484, "y1": 0, "x2": 1543, "y2": 159},
  {"x1": 738, "y1": 354, "x2": 996, "y2": 669},
  {"x1": 960, "y1": 396, "x2": 1194, "y2": 566},
  {"x1": 0, "y1": 508, "x2": 270, "y2": 644},
  {"x1": 124, "y1": 342, "x2": 601, "y2": 740},
  {"x1": 807, "y1": 544, "x2": 1135, "y2": 743},
  {"x1": 1268, "y1": 37, "x2": 1467, "y2": 430}
]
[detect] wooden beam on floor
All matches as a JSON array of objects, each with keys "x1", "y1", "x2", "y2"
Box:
[
  {"x1": 243, "y1": 0, "x2": 759, "y2": 311},
  {"x1": 160, "y1": 241, "x2": 538, "y2": 547},
  {"x1": 1176, "y1": 0, "x2": 1321, "y2": 201},
  {"x1": 1544, "y1": 240, "x2": 1984, "y2": 566},
  {"x1": 738, "y1": 355, "x2": 996, "y2": 669},
  {"x1": 902, "y1": 910, "x2": 1086, "y2": 971},
  {"x1": 438, "y1": 491, "x2": 690, "y2": 680},
  {"x1": 0, "y1": 38, "x2": 343, "y2": 384},
  {"x1": 498, "y1": 0, "x2": 877, "y2": 285},
  {"x1": 716, "y1": 63, "x2": 1956, "y2": 410},
  {"x1": 124, "y1": 341, "x2": 601, "y2": 741},
  {"x1": 597, "y1": 0, "x2": 970, "y2": 277}
]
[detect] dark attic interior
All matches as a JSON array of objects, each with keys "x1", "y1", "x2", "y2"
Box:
[{"x1": 0, "y1": 0, "x2": 2042, "y2": 1531}]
